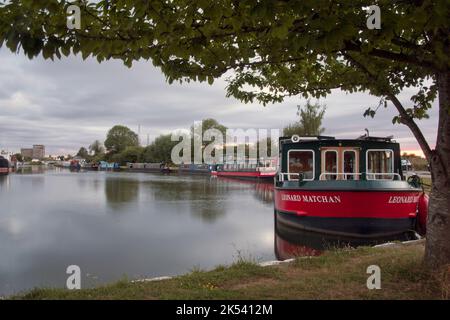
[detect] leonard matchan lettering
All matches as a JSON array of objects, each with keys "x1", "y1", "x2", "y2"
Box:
[
  {"x1": 388, "y1": 196, "x2": 420, "y2": 204},
  {"x1": 281, "y1": 194, "x2": 342, "y2": 203}
]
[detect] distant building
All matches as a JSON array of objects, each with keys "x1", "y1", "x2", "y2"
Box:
[
  {"x1": 21, "y1": 145, "x2": 46, "y2": 160},
  {"x1": 21, "y1": 148, "x2": 34, "y2": 159},
  {"x1": 32, "y1": 145, "x2": 45, "y2": 160}
]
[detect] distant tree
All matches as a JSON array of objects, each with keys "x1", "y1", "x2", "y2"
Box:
[
  {"x1": 191, "y1": 118, "x2": 227, "y2": 145},
  {"x1": 143, "y1": 134, "x2": 178, "y2": 164},
  {"x1": 76, "y1": 147, "x2": 89, "y2": 159},
  {"x1": 112, "y1": 146, "x2": 144, "y2": 165},
  {"x1": 190, "y1": 118, "x2": 227, "y2": 162},
  {"x1": 104, "y1": 125, "x2": 139, "y2": 154},
  {"x1": 13, "y1": 153, "x2": 23, "y2": 162},
  {"x1": 283, "y1": 101, "x2": 326, "y2": 137},
  {"x1": 89, "y1": 140, "x2": 105, "y2": 156},
  {"x1": 91, "y1": 153, "x2": 106, "y2": 164}
]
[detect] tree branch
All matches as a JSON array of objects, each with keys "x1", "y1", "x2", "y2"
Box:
[
  {"x1": 343, "y1": 52, "x2": 433, "y2": 161},
  {"x1": 344, "y1": 41, "x2": 437, "y2": 71}
]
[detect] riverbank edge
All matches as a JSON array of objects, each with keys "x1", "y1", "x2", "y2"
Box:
[{"x1": 9, "y1": 239, "x2": 449, "y2": 300}]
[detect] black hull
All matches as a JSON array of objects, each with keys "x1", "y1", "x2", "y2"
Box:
[
  {"x1": 217, "y1": 175, "x2": 275, "y2": 183},
  {"x1": 276, "y1": 209, "x2": 416, "y2": 239}
]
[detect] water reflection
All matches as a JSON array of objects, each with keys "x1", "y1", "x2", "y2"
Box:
[
  {"x1": 1, "y1": 168, "x2": 331, "y2": 296},
  {"x1": 190, "y1": 203, "x2": 226, "y2": 224},
  {"x1": 140, "y1": 177, "x2": 229, "y2": 223},
  {"x1": 104, "y1": 177, "x2": 139, "y2": 208},
  {"x1": 0, "y1": 175, "x2": 8, "y2": 189},
  {"x1": 14, "y1": 165, "x2": 46, "y2": 175},
  {"x1": 211, "y1": 177, "x2": 274, "y2": 204},
  {"x1": 1, "y1": 169, "x2": 277, "y2": 296},
  {"x1": 253, "y1": 183, "x2": 274, "y2": 203}
]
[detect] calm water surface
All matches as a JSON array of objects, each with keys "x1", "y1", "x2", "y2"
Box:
[{"x1": 0, "y1": 169, "x2": 276, "y2": 295}]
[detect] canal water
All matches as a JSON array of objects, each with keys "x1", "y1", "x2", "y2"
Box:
[{"x1": 0, "y1": 169, "x2": 276, "y2": 296}]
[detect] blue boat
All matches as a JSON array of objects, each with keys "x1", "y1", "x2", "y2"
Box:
[{"x1": 99, "y1": 161, "x2": 120, "y2": 170}]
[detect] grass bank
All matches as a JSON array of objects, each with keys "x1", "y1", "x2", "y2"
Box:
[{"x1": 13, "y1": 241, "x2": 448, "y2": 300}]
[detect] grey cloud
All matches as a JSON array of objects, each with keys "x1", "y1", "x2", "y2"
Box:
[{"x1": 0, "y1": 49, "x2": 438, "y2": 156}]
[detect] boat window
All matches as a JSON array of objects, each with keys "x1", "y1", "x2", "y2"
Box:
[
  {"x1": 287, "y1": 150, "x2": 314, "y2": 180},
  {"x1": 367, "y1": 150, "x2": 394, "y2": 180},
  {"x1": 343, "y1": 151, "x2": 357, "y2": 180},
  {"x1": 323, "y1": 150, "x2": 338, "y2": 180}
]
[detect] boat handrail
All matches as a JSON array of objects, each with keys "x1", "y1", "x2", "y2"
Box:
[
  {"x1": 278, "y1": 172, "x2": 301, "y2": 182},
  {"x1": 258, "y1": 166, "x2": 277, "y2": 172},
  {"x1": 278, "y1": 172, "x2": 402, "y2": 182},
  {"x1": 319, "y1": 173, "x2": 362, "y2": 180},
  {"x1": 365, "y1": 172, "x2": 402, "y2": 180}
]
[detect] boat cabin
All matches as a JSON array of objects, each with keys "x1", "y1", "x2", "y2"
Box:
[
  {"x1": 277, "y1": 135, "x2": 403, "y2": 183},
  {"x1": 217, "y1": 157, "x2": 278, "y2": 172},
  {"x1": 274, "y1": 135, "x2": 427, "y2": 239}
]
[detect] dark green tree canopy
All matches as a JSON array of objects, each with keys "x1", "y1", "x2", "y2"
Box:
[
  {"x1": 112, "y1": 145, "x2": 144, "y2": 165},
  {"x1": 13, "y1": 153, "x2": 23, "y2": 162},
  {"x1": 104, "y1": 125, "x2": 139, "y2": 153},
  {"x1": 89, "y1": 140, "x2": 105, "y2": 155},
  {"x1": 76, "y1": 146, "x2": 89, "y2": 158},
  {"x1": 143, "y1": 134, "x2": 178, "y2": 163}
]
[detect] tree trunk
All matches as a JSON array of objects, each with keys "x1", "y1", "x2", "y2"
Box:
[{"x1": 425, "y1": 71, "x2": 450, "y2": 268}]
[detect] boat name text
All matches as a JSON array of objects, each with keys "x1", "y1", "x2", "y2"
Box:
[
  {"x1": 281, "y1": 194, "x2": 342, "y2": 203},
  {"x1": 388, "y1": 196, "x2": 420, "y2": 204}
]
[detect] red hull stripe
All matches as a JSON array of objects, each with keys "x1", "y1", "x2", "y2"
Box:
[
  {"x1": 275, "y1": 190, "x2": 421, "y2": 219},
  {"x1": 215, "y1": 171, "x2": 275, "y2": 178}
]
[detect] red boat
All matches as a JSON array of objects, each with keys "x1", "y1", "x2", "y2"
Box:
[
  {"x1": 211, "y1": 158, "x2": 277, "y2": 182},
  {"x1": 274, "y1": 135, "x2": 428, "y2": 239}
]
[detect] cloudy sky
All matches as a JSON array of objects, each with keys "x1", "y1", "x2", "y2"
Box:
[{"x1": 0, "y1": 48, "x2": 438, "y2": 157}]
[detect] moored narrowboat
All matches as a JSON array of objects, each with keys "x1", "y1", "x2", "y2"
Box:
[
  {"x1": 274, "y1": 135, "x2": 428, "y2": 239},
  {"x1": 0, "y1": 156, "x2": 9, "y2": 175},
  {"x1": 211, "y1": 158, "x2": 277, "y2": 182},
  {"x1": 69, "y1": 159, "x2": 82, "y2": 171},
  {"x1": 99, "y1": 161, "x2": 120, "y2": 171},
  {"x1": 82, "y1": 162, "x2": 99, "y2": 171},
  {"x1": 126, "y1": 162, "x2": 172, "y2": 174}
]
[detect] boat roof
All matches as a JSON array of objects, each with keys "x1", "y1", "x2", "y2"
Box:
[{"x1": 279, "y1": 134, "x2": 396, "y2": 144}]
